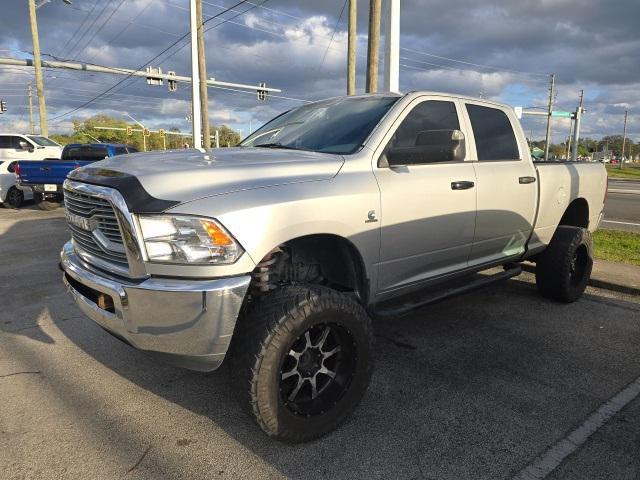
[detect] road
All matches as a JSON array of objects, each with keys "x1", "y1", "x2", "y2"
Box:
[
  {"x1": 602, "y1": 179, "x2": 640, "y2": 232},
  {"x1": 1, "y1": 206, "x2": 640, "y2": 480}
]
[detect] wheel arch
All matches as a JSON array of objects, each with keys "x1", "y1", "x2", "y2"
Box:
[
  {"x1": 558, "y1": 197, "x2": 589, "y2": 229},
  {"x1": 253, "y1": 233, "x2": 370, "y2": 305}
]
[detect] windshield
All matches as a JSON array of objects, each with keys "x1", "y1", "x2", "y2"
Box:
[
  {"x1": 27, "y1": 135, "x2": 59, "y2": 147},
  {"x1": 240, "y1": 96, "x2": 399, "y2": 154}
]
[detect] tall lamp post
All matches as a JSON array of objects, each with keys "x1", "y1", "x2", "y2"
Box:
[{"x1": 28, "y1": 0, "x2": 72, "y2": 137}]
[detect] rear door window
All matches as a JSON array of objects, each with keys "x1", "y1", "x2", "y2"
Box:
[
  {"x1": 62, "y1": 146, "x2": 109, "y2": 161},
  {"x1": 465, "y1": 104, "x2": 520, "y2": 161},
  {"x1": 0, "y1": 136, "x2": 11, "y2": 149}
]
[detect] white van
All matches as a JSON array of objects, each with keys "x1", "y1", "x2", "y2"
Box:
[{"x1": 0, "y1": 133, "x2": 63, "y2": 161}]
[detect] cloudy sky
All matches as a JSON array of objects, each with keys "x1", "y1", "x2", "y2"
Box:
[{"x1": 1, "y1": 0, "x2": 638, "y2": 143}]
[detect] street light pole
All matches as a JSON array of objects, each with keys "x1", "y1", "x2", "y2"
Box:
[
  {"x1": 543, "y1": 73, "x2": 555, "y2": 161},
  {"x1": 27, "y1": 83, "x2": 35, "y2": 134},
  {"x1": 620, "y1": 110, "x2": 628, "y2": 169},
  {"x1": 28, "y1": 0, "x2": 48, "y2": 136},
  {"x1": 571, "y1": 89, "x2": 584, "y2": 162}
]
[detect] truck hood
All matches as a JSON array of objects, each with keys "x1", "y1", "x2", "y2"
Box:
[{"x1": 71, "y1": 147, "x2": 344, "y2": 206}]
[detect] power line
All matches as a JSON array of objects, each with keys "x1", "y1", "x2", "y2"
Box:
[
  {"x1": 400, "y1": 46, "x2": 548, "y2": 77},
  {"x1": 57, "y1": 0, "x2": 99, "y2": 58},
  {"x1": 318, "y1": 0, "x2": 347, "y2": 70},
  {"x1": 48, "y1": 0, "x2": 262, "y2": 121},
  {"x1": 84, "y1": 0, "x2": 156, "y2": 63},
  {"x1": 66, "y1": 0, "x2": 113, "y2": 59},
  {"x1": 75, "y1": 0, "x2": 130, "y2": 60}
]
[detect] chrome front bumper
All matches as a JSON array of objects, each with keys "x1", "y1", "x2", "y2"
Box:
[{"x1": 60, "y1": 241, "x2": 251, "y2": 371}]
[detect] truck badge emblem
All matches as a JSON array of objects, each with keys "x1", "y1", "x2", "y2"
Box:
[
  {"x1": 365, "y1": 210, "x2": 378, "y2": 223},
  {"x1": 66, "y1": 212, "x2": 96, "y2": 231}
]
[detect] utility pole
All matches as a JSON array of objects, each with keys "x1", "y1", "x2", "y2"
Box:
[
  {"x1": 189, "y1": 0, "x2": 202, "y2": 149},
  {"x1": 543, "y1": 73, "x2": 555, "y2": 161},
  {"x1": 620, "y1": 109, "x2": 628, "y2": 169},
  {"x1": 195, "y1": 0, "x2": 210, "y2": 149},
  {"x1": 28, "y1": 0, "x2": 48, "y2": 136},
  {"x1": 564, "y1": 117, "x2": 573, "y2": 159},
  {"x1": 383, "y1": 0, "x2": 400, "y2": 92},
  {"x1": 27, "y1": 83, "x2": 35, "y2": 134},
  {"x1": 365, "y1": 0, "x2": 382, "y2": 93},
  {"x1": 347, "y1": 0, "x2": 357, "y2": 95},
  {"x1": 571, "y1": 89, "x2": 584, "y2": 162}
]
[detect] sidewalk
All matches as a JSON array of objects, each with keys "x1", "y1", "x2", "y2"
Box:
[
  {"x1": 590, "y1": 259, "x2": 640, "y2": 296},
  {"x1": 523, "y1": 259, "x2": 640, "y2": 296}
]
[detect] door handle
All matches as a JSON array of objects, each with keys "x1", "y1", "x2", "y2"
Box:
[
  {"x1": 451, "y1": 181, "x2": 475, "y2": 190},
  {"x1": 519, "y1": 176, "x2": 536, "y2": 184}
]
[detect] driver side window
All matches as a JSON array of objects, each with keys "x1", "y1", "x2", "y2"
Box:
[
  {"x1": 382, "y1": 100, "x2": 463, "y2": 165},
  {"x1": 390, "y1": 100, "x2": 460, "y2": 149}
]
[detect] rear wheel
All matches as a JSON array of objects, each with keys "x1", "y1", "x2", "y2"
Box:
[
  {"x1": 2, "y1": 186, "x2": 24, "y2": 209},
  {"x1": 535, "y1": 226, "x2": 593, "y2": 302},
  {"x1": 229, "y1": 285, "x2": 374, "y2": 443},
  {"x1": 35, "y1": 193, "x2": 62, "y2": 210}
]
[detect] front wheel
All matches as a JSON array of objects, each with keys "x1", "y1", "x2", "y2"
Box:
[
  {"x1": 229, "y1": 285, "x2": 374, "y2": 443},
  {"x1": 2, "y1": 186, "x2": 24, "y2": 209},
  {"x1": 535, "y1": 226, "x2": 593, "y2": 302}
]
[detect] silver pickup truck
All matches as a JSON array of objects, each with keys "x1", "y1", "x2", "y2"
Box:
[{"x1": 60, "y1": 92, "x2": 607, "y2": 442}]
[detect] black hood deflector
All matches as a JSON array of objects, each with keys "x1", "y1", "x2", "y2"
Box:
[{"x1": 68, "y1": 167, "x2": 180, "y2": 213}]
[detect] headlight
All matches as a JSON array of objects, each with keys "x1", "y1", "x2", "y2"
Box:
[{"x1": 138, "y1": 215, "x2": 243, "y2": 264}]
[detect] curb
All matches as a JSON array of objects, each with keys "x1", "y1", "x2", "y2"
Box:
[
  {"x1": 608, "y1": 189, "x2": 640, "y2": 195},
  {"x1": 520, "y1": 263, "x2": 640, "y2": 296}
]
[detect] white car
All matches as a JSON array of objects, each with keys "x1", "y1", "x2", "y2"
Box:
[
  {"x1": 0, "y1": 133, "x2": 63, "y2": 161},
  {"x1": 0, "y1": 160, "x2": 33, "y2": 208}
]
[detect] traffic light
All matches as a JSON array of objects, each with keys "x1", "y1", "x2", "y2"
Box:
[
  {"x1": 257, "y1": 82, "x2": 267, "y2": 102},
  {"x1": 143, "y1": 128, "x2": 150, "y2": 137},
  {"x1": 126, "y1": 126, "x2": 133, "y2": 136},
  {"x1": 146, "y1": 66, "x2": 163, "y2": 86},
  {"x1": 167, "y1": 71, "x2": 177, "y2": 92},
  {"x1": 0, "y1": 100, "x2": 6, "y2": 113},
  {"x1": 159, "y1": 128, "x2": 166, "y2": 138}
]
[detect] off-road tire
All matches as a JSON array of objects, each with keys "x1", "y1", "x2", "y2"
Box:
[
  {"x1": 2, "y1": 186, "x2": 24, "y2": 209},
  {"x1": 229, "y1": 285, "x2": 374, "y2": 443},
  {"x1": 535, "y1": 226, "x2": 593, "y2": 303},
  {"x1": 35, "y1": 193, "x2": 62, "y2": 211}
]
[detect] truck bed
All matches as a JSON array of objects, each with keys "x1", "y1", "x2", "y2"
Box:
[
  {"x1": 17, "y1": 159, "x2": 94, "y2": 187},
  {"x1": 529, "y1": 161, "x2": 607, "y2": 253}
]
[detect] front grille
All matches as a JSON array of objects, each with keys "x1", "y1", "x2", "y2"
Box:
[{"x1": 64, "y1": 188, "x2": 129, "y2": 271}]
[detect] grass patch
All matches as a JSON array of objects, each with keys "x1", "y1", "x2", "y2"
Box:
[
  {"x1": 606, "y1": 164, "x2": 640, "y2": 179},
  {"x1": 593, "y1": 229, "x2": 640, "y2": 266}
]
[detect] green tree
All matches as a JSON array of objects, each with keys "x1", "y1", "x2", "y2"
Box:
[{"x1": 50, "y1": 114, "x2": 241, "y2": 151}]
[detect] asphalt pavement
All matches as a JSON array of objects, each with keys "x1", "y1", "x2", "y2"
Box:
[
  {"x1": 602, "y1": 179, "x2": 640, "y2": 232},
  {"x1": 1, "y1": 206, "x2": 640, "y2": 480}
]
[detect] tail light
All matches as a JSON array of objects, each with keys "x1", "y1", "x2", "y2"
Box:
[{"x1": 13, "y1": 162, "x2": 20, "y2": 178}]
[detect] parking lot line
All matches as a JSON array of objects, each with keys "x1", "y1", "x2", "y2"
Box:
[
  {"x1": 512, "y1": 375, "x2": 640, "y2": 480},
  {"x1": 602, "y1": 219, "x2": 640, "y2": 227}
]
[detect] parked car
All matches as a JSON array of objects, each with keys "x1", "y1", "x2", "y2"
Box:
[
  {"x1": 17, "y1": 143, "x2": 138, "y2": 210},
  {"x1": 59, "y1": 92, "x2": 607, "y2": 442},
  {"x1": 0, "y1": 133, "x2": 62, "y2": 161},
  {"x1": 0, "y1": 160, "x2": 33, "y2": 208}
]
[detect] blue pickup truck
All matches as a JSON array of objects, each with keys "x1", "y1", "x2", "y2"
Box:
[{"x1": 17, "y1": 143, "x2": 138, "y2": 210}]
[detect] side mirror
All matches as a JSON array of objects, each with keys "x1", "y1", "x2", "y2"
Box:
[
  {"x1": 384, "y1": 129, "x2": 466, "y2": 166},
  {"x1": 18, "y1": 140, "x2": 34, "y2": 153}
]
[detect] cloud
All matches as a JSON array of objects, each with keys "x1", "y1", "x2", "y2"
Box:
[{"x1": 0, "y1": 0, "x2": 638, "y2": 141}]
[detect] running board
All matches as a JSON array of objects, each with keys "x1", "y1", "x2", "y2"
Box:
[{"x1": 374, "y1": 265, "x2": 522, "y2": 318}]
